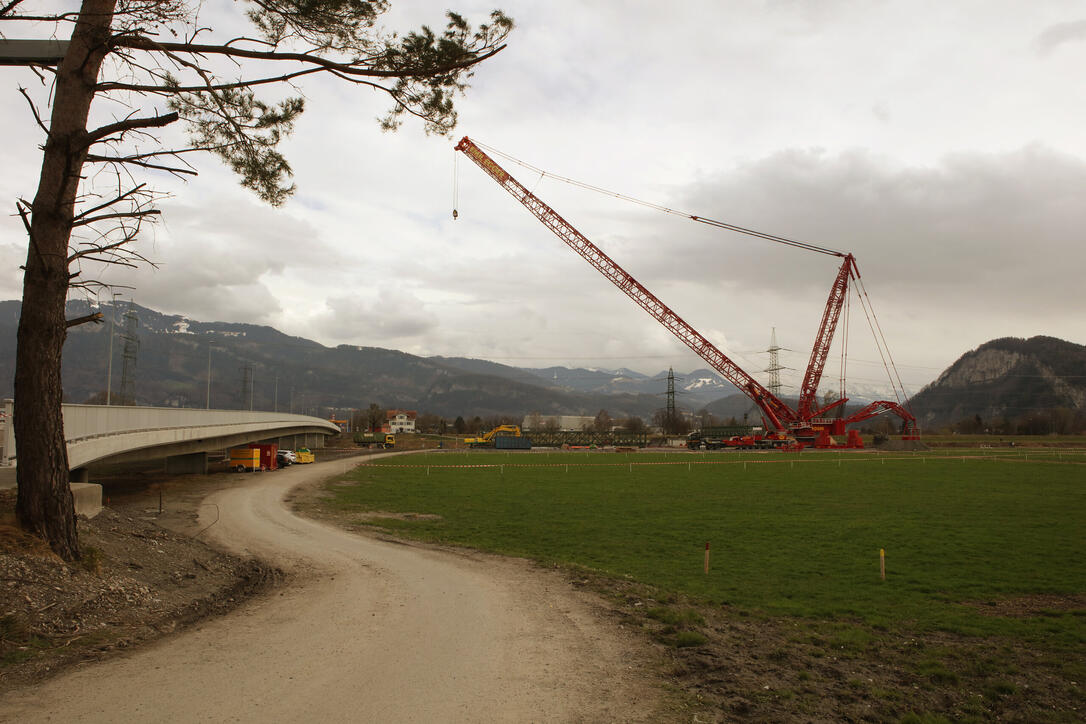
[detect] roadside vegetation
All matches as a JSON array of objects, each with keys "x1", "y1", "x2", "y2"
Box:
[{"x1": 316, "y1": 448, "x2": 1086, "y2": 721}]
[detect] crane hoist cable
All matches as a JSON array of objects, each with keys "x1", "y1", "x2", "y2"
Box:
[{"x1": 471, "y1": 139, "x2": 847, "y2": 258}]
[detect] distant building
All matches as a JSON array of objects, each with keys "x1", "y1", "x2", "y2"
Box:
[
  {"x1": 521, "y1": 414, "x2": 595, "y2": 431},
  {"x1": 384, "y1": 409, "x2": 417, "y2": 433}
]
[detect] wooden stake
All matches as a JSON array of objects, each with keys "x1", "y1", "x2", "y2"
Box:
[
  {"x1": 880, "y1": 548, "x2": 886, "y2": 581},
  {"x1": 704, "y1": 541, "x2": 710, "y2": 574}
]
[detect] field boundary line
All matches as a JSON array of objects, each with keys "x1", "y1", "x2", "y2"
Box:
[{"x1": 351, "y1": 453, "x2": 1085, "y2": 471}]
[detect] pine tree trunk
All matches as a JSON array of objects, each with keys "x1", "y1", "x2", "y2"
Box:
[{"x1": 14, "y1": 0, "x2": 116, "y2": 561}]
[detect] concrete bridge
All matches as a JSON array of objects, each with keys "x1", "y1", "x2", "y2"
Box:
[{"x1": 0, "y1": 400, "x2": 342, "y2": 481}]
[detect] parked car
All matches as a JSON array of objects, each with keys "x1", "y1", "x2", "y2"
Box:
[{"x1": 277, "y1": 449, "x2": 296, "y2": 466}]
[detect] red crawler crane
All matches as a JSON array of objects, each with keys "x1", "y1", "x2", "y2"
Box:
[{"x1": 455, "y1": 137, "x2": 917, "y2": 443}]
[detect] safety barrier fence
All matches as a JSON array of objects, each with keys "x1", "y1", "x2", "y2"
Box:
[{"x1": 354, "y1": 449, "x2": 1086, "y2": 472}]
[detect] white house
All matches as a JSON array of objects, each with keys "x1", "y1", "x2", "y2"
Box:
[{"x1": 385, "y1": 409, "x2": 417, "y2": 433}]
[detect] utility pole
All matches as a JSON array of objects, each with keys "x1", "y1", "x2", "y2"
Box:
[
  {"x1": 105, "y1": 292, "x2": 121, "y2": 405},
  {"x1": 206, "y1": 343, "x2": 213, "y2": 409},
  {"x1": 239, "y1": 366, "x2": 252, "y2": 411},
  {"x1": 118, "y1": 303, "x2": 139, "y2": 405}
]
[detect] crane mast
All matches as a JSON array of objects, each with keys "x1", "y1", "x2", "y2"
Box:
[
  {"x1": 455, "y1": 136, "x2": 918, "y2": 439},
  {"x1": 798, "y1": 253, "x2": 855, "y2": 418}
]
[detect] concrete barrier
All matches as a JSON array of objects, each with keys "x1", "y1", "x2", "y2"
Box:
[{"x1": 71, "y1": 482, "x2": 103, "y2": 518}]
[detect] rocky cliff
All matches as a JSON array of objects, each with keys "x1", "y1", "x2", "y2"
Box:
[{"x1": 909, "y1": 336, "x2": 1086, "y2": 428}]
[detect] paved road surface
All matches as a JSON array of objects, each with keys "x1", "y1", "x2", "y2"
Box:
[{"x1": 0, "y1": 457, "x2": 663, "y2": 722}]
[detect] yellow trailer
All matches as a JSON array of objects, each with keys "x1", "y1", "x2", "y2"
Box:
[
  {"x1": 229, "y1": 447, "x2": 261, "y2": 472},
  {"x1": 295, "y1": 448, "x2": 315, "y2": 464}
]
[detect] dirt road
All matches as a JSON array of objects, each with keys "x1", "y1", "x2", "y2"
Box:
[{"x1": 0, "y1": 457, "x2": 665, "y2": 722}]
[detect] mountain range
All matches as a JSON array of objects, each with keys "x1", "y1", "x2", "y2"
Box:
[
  {"x1": 0, "y1": 300, "x2": 723, "y2": 420},
  {"x1": 1, "y1": 301, "x2": 1082, "y2": 431}
]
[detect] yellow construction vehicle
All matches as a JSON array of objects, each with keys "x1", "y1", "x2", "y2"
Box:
[
  {"x1": 356, "y1": 432, "x2": 396, "y2": 449},
  {"x1": 464, "y1": 425, "x2": 523, "y2": 448}
]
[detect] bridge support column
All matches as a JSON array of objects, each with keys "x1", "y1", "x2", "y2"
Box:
[
  {"x1": 165, "y1": 452, "x2": 208, "y2": 475},
  {"x1": 70, "y1": 467, "x2": 90, "y2": 483}
]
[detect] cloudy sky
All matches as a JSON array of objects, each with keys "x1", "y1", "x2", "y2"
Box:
[{"x1": 1, "y1": 1, "x2": 1084, "y2": 400}]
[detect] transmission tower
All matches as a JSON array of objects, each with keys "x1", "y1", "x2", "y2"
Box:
[
  {"x1": 666, "y1": 367, "x2": 676, "y2": 423},
  {"x1": 118, "y1": 305, "x2": 139, "y2": 405},
  {"x1": 238, "y1": 365, "x2": 253, "y2": 410},
  {"x1": 764, "y1": 327, "x2": 785, "y2": 399}
]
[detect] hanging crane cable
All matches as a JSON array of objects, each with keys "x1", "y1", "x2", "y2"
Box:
[
  {"x1": 452, "y1": 148, "x2": 459, "y2": 219},
  {"x1": 472, "y1": 138, "x2": 847, "y2": 258}
]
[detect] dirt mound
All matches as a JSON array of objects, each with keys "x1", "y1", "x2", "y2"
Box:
[{"x1": 0, "y1": 490, "x2": 276, "y2": 689}]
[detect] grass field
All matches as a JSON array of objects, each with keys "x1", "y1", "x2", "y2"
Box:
[
  {"x1": 327, "y1": 450, "x2": 1085, "y2": 644},
  {"x1": 316, "y1": 448, "x2": 1086, "y2": 720}
]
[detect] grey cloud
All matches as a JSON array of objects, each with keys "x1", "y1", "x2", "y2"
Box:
[
  {"x1": 0, "y1": 243, "x2": 25, "y2": 300},
  {"x1": 624, "y1": 145, "x2": 1085, "y2": 312},
  {"x1": 313, "y1": 290, "x2": 438, "y2": 342},
  {"x1": 1034, "y1": 19, "x2": 1086, "y2": 55}
]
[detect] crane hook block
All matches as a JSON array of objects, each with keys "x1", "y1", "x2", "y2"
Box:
[{"x1": 452, "y1": 209, "x2": 459, "y2": 220}]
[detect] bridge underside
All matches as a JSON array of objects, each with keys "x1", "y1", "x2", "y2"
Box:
[
  {"x1": 0, "y1": 405, "x2": 343, "y2": 491},
  {"x1": 67, "y1": 424, "x2": 335, "y2": 473}
]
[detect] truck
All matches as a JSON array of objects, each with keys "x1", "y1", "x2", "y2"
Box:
[{"x1": 355, "y1": 432, "x2": 395, "y2": 449}]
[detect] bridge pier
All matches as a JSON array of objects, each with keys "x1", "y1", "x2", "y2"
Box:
[
  {"x1": 165, "y1": 452, "x2": 208, "y2": 475},
  {"x1": 67, "y1": 468, "x2": 102, "y2": 517}
]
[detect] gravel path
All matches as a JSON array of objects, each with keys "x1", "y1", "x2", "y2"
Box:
[{"x1": 0, "y1": 456, "x2": 664, "y2": 722}]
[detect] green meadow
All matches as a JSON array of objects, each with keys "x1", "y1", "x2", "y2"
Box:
[{"x1": 327, "y1": 450, "x2": 1085, "y2": 644}]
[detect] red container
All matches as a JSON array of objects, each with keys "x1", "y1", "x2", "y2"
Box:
[{"x1": 248, "y1": 442, "x2": 279, "y2": 470}]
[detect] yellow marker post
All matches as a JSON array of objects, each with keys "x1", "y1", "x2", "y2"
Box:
[
  {"x1": 880, "y1": 548, "x2": 886, "y2": 581},
  {"x1": 704, "y1": 542, "x2": 710, "y2": 574}
]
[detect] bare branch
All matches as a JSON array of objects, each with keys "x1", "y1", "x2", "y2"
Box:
[
  {"x1": 71, "y1": 208, "x2": 160, "y2": 229},
  {"x1": 85, "y1": 111, "x2": 179, "y2": 145},
  {"x1": 17, "y1": 86, "x2": 48, "y2": 133},
  {"x1": 14, "y1": 199, "x2": 32, "y2": 232},
  {"x1": 65, "y1": 312, "x2": 103, "y2": 328},
  {"x1": 110, "y1": 36, "x2": 508, "y2": 80},
  {"x1": 71, "y1": 183, "x2": 149, "y2": 224},
  {"x1": 85, "y1": 153, "x2": 199, "y2": 177},
  {"x1": 98, "y1": 65, "x2": 326, "y2": 94}
]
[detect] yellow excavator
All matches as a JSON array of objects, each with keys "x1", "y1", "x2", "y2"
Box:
[{"x1": 464, "y1": 424, "x2": 522, "y2": 448}]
